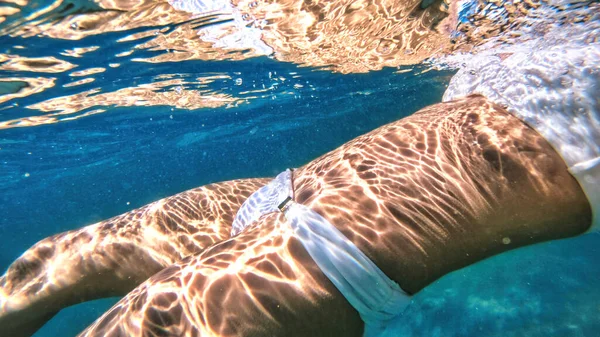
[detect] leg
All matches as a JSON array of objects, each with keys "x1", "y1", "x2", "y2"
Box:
[
  {"x1": 79, "y1": 212, "x2": 363, "y2": 337},
  {"x1": 0, "y1": 178, "x2": 269, "y2": 337}
]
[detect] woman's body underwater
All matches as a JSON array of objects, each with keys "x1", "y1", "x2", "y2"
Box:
[{"x1": 0, "y1": 94, "x2": 595, "y2": 337}]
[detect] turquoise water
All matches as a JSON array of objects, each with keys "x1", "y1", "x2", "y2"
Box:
[{"x1": 1, "y1": 0, "x2": 600, "y2": 336}]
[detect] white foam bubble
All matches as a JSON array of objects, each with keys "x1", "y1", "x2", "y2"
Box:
[{"x1": 168, "y1": 0, "x2": 274, "y2": 56}]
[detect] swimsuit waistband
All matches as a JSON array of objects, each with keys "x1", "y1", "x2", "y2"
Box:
[{"x1": 231, "y1": 169, "x2": 411, "y2": 336}]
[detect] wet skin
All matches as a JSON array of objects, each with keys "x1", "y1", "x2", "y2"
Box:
[{"x1": 0, "y1": 95, "x2": 591, "y2": 337}]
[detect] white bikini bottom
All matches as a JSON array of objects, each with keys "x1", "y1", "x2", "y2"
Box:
[{"x1": 231, "y1": 169, "x2": 411, "y2": 337}]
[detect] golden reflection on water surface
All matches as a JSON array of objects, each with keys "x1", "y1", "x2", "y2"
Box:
[
  {"x1": 0, "y1": 0, "x2": 593, "y2": 128},
  {"x1": 1, "y1": 0, "x2": 457, "y2": 69},
  {"x1": 0, "y1": 76, "x2": 55, "y2": 104}
]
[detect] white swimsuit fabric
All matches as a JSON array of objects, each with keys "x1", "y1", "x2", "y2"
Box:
[
  {"x1": 230, "y1": 169, "x2": 294, "y2": 236},
  {"x1": 231, "y1": 170, "x2": 411, "y2": 337}
]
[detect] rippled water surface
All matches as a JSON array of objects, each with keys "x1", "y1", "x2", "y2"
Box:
[{"x1": 1, "y1": 0, "x2": 599, "y2": 336}]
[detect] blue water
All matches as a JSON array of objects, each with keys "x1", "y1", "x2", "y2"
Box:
[{"x1": 1, "y1": 4, "x2": 600, "y2": 337}]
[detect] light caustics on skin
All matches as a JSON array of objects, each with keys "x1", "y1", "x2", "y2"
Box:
[
  {"x1": 440, "y1": 1, "x2": 600, "y2": 163},
  {"x1": 79, "y1": 213, "x2": 333, "y2": 337},
  {"x1": 0, "y1": 1, "x2": 597, "y2": 336},
  {"x1": 76, "y1": 97, "x2": 591, "y2": 337},
  {"x1": 436, "y1": 0, "x2": 600, "y2": 230},
  {"x1": 0, "y1": 96, "x2": 591, "y2": 337},
  {"x1": 0, "y1": 179, "x2": 272, "y2": 336}
]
